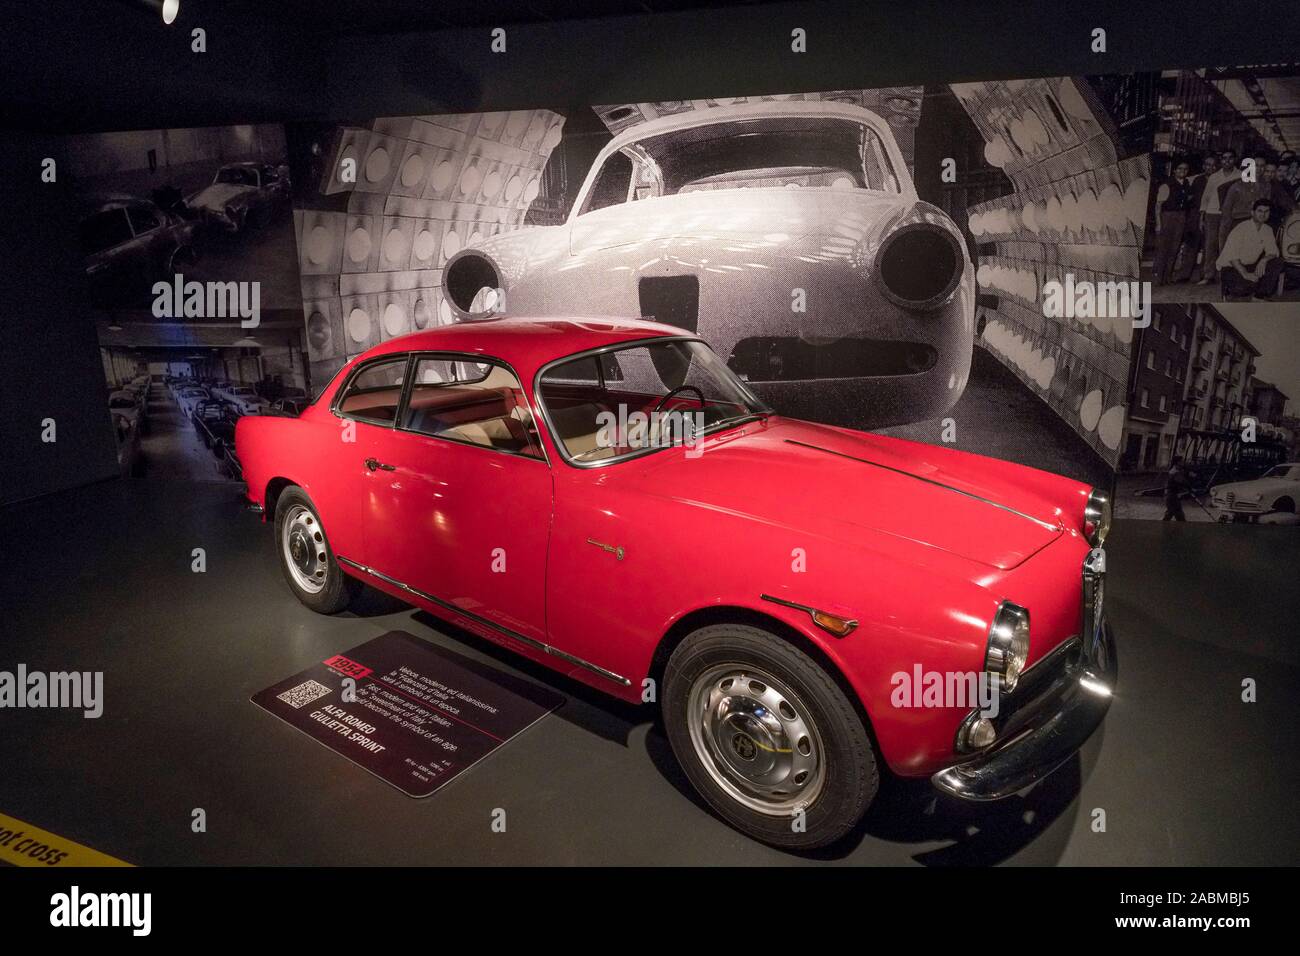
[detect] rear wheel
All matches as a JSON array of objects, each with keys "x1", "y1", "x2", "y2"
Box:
[
  {"x1": 663, "y1": 623, "x2": 878, "y2": 849},
  {"x1": 274, "y1": 487, "x2": 357, "y2": 613}
]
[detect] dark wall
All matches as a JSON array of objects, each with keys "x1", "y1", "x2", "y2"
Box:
[
  {"x1": 0, "y1": 131, "x2": 119, "y2": 505},
  {"x1": 5, "y1": 1, "x2": 1300, "y2": 134}
]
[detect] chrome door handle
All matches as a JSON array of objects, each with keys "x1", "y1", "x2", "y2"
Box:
[{"x1": 364, "y1": 457, "x2": 396, "y2": 472}]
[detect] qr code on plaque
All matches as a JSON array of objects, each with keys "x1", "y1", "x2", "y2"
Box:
[{"x1": 277, "y1": 679, "x2": 332, "y2": 709}]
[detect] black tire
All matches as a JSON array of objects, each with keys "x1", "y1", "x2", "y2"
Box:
[
  {"x1": 273, "y1": 486, "x2": 357, "y2": 614},
  {"x1": 663, "y1": 623, "x2": 878, "y2": 850}
]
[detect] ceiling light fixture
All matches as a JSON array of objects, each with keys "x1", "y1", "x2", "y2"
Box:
[{"x1": 107, "y1": 0, "x2": 178, "y2": 25}]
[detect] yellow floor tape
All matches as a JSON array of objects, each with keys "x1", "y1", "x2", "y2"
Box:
[{"x1": 0, "y1": 811, "x2": 131, "y2": 867}]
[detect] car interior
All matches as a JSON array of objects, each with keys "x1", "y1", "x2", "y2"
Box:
[
  {"x1": 538, "y1": 347, "x2": 756, "y2": 462},
  {"x1": 402, "y1": 364, "x2": 544, "y2": 458},
  {"x1": 541, "y1": 387, "x2": 713, "y2": 461},
  {"x1": 338, "y1": 360, "x2": 546, "y2": 459}
]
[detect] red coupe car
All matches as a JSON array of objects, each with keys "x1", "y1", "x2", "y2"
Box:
[{"x1": 236, "y1": 316, "x2": 1116, "y2": 849}]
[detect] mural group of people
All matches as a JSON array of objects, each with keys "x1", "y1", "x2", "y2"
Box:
[{"x1": 1152, "y1": 150, "x2": 1298, "y2": 298}]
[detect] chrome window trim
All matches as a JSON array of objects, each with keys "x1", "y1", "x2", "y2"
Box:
[
  {"x1": 532, "y1": 334, "x2": 771, "y2": 470},
  {"x1": 396, "y1": 349, "x2": 551, "y2": 467},
  {"x1": 335, "y1": 555, "x2": 630, "y2": 687},
  {"x1": 330, "y1": 352, "x2": 413, "y2": 428},
  {"x1": 331, "y1": 350, "x2": 550, "y2": 466}
]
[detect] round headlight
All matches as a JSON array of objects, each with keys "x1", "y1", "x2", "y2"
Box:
[
  {"x1": 1084, "y1": 486, "x2": 1111, "y2": 546},
  {"x1": 985, "y1": 601, "x2": 1030, "y2": 693}
]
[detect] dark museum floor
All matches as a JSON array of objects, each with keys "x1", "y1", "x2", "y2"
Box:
[{"x1": 1, "y1": 479, "x2": 1298, "y2": 866}]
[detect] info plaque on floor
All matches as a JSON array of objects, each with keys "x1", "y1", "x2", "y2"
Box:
[{"x1": 253, "y1": 631, "x2": 564, "y2": 797}]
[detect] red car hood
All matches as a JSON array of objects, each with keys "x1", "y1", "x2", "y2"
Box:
[{"x1": 631, "y1": 418, "x2": 1079, "y2": 571}]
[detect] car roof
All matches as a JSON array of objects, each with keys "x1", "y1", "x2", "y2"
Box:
[
  {"x1": 602, "y1": 100, "x2": 895, "y2": 154},
  {"x1": 81, "y1": 193, "x2": 152, "y2": 215},
  {"x1": 356, "y1": 316, "x2": 693, "y2": 375}
]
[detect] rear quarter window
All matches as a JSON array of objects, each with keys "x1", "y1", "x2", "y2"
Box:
[{"x1": 335, "y1": 357, "x2": 408, "y2": 424}]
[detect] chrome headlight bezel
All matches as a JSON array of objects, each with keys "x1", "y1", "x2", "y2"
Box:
[
  {"x1": 985, "y1": 600, "x2": 1030, "y2": 694},
  {"x1": 1084, "y1": 486, "x2": 1112, "y2": 547}
]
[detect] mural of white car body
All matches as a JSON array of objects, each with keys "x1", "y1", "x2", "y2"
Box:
[
  {"x1": 441, "y1": 102, "x2": 975, "y2": 428},
  {"x1": 1211, "y1": 463, "x2": 1300, "y2": 518}
]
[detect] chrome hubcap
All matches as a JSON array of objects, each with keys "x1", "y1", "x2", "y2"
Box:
[
  {"x1": 686, "y1": 664, "x2": 826, "y2": 816},
  {"x1": 282, "y1": 504, "x2": 328, "y2": 594}
]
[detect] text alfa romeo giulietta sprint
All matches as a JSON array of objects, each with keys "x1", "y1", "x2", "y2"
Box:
[
  {"x1": 440, "y1": 101, "x2": 976, "y2": 429},
  {"x1": 237, "y1": 317, "x2": 1115, "y2": 849}
]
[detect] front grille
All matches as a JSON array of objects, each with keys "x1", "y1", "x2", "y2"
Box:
[
  {"x1": 728, "y1": 336, "x2": 937, "y2": 381},
  {"x1": 1081, "y1": 547, "x2": 1106, "y2": 668}
]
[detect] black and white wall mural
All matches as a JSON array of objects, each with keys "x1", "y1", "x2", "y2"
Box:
[{"x1": 285, "y1": 80, "x2": 1158, "y2": 488}]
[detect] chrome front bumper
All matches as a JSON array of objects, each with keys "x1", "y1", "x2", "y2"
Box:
[{"x1": 932, "y1": 547, "x2": 1116, "y2": 801}]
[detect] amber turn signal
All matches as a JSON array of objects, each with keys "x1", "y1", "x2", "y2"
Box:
[{"x1": 812, "y1": 610, "x2": 858, "y2": 638}]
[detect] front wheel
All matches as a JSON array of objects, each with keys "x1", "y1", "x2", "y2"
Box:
[
  {"x1": 274, "y1": 487, "x2": 357, "y2": 614},
  {"x1": 663, "y1": 623, "x2": 878, "y2": 849}
]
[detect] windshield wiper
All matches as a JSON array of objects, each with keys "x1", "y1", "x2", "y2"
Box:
[{"x1": 703, "y1": 409, "x2": 771, "y2": 436}]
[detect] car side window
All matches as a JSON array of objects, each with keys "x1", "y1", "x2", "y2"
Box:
[
  {"x1": 335, "y1": 356, "x2": 408, "y2": 424},
  {"x1": 578, "y1": 150, "x2": 634, "y2": 216},
  {"x1": 400, "y1": 356, "x2": 544, "y2": 459},
  {"x1": 862, "y1": 129, "x2": 900, "y2": 194}
]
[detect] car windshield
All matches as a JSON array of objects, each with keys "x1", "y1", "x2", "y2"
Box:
[
  {"x1": 580, "y1": 116, "x2": 900, "y2": 214},
  {"x1": 109, "y1": 396, "x2": 134, "y2": 408},
  {"x1": 215, "y1": 167, "x2": 258, "y2": 187},
  {"x1": 230, "y1": 387, "x2": 254, "y2": 396},
  {"x1": 537, "y1": 338, "x2": 770, "y2": 464}
]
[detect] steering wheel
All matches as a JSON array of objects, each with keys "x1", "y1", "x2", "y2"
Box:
[{"x1": 651, "y1": 384, "x2": 706, "y2": 415}]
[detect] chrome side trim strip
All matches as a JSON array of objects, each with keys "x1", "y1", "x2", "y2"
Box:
[
  {"x1": 335, "y1": 555, "x2": 631, "y2": 687},
  {"x1": 782, "y1": 439, "x2": 1060, "y2": 532}
]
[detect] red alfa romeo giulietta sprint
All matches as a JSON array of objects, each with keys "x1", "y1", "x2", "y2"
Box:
[{"x1": 237, "y1": 317, "x2": 1116, "y2": 849}]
